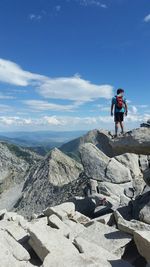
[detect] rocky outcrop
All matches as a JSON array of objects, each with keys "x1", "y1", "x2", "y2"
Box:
[
  {"x1": 110, "y1": 128, "x2": 150, "y2": 155},
  {"x1": 15, "y1": 140, "x2": 149, "y2": 218},
  {"x1": 0, "y1": 204, "x2": 134, "y2": 267},
  {"x1": 80, "y1": 143, "x2": 132, "y2": 183},
  {"x1": 60, "y1": 129, "x2": 114, "y2": 159},
  {"x1": 114, "y1": 210, "x2": 150, "y2": 235},
  {"x1": 79, "y1": 143, "x2": 109, "y2": 180},
  {"x1": 0, "y1": 142, "x2": 42, "y2": 210},
  {"x1": 15, "y1": 150, "x2": 84, "y2": 217},
  {"x1": 23, "y1": 147, "x2": 83, "y2": 187}
]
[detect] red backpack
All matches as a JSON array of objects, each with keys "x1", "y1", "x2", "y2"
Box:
[{"x1": 116, "y1": 95, "x2": 123, "y2": 109}]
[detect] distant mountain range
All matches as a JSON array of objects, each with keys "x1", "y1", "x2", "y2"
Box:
[{"x1": 0, "y1": 130, "x2": 86, "y2": 155}]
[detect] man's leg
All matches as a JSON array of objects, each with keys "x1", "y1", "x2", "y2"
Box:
[
  {"x1": 120, "y1": 121, "x2": 124, "y2": 134},
  {"x1": 115, "y1": 122, "x2": 119, "y2": 137}
]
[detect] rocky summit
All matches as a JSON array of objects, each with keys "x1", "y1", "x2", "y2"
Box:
[{"x1": 0, "y1": 127, "x2": 150, "y2": 266}]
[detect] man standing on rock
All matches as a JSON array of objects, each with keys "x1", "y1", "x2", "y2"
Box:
[{"x1": 111, "y1": 88, "x2": 128, "y2": 137}]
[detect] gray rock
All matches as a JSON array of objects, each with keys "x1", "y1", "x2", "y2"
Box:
[
  {"x1": 134, "y1": 231, "x2": 150, "y2": 264},
  {"x1": 139, "y1": 200, "x2": 150, "y2": 224},
  {"x1": 15, "y1": 149, "x2": 84, "y2": 217},
  {"x1": 0, "y1": 220, "x2": 29, "y2": 242},
  {"x1": 27, "y1": 217, "x2": 79, "y2": 262},
  {"x1": 143, "y1": 168, "x2": 150, "y2": 187},
  {"x1": 74, "y1": 237, "x2": 133, "y2": 267},
  {"x1": 60, "y1": 129, "x2": 114, "y2": 159},
  {"x1": 68, "y1": 211, "x2": 90, "y2": 225},
  {"x1": 0, "y1": 209, "x2": 7, "y2": 219},
  {"x1": 110, "y1": 128, "x2": 150, "y2": 155},
  {"x1": 105, "y1": 158, "x2": 132, "y2": 184},
  {"x1": 79, "y1": 221, "x2": 132, "y2": 257},
  {"x1": 0, "y1": 142, "x2": 42, "y2": 194},
  {"x1": 132, "y1": 191, "x2": 150, "y2": 222},
  {"x1": 43, "y1": 250, "x2": 98, "y2": 267},
  {"x1": 0, "y1": 229, "x2": 30, "y2": 262},
  {"x1": 48, "y1": 214, "x2": 85, "y2": 239},
  {"x1": 43, "y1": 202, "x2": 75, "y2": 221},
  {"x1": 85, "y1": 213, "x2": 115, "y2": 227},
  {"x1": 114, "y1": 210, "x2": 150, "y2": 235},
  {"x1": 80, "y1": 143, "x2": 110, "y2": 181},
  {"x1": 115, "y1": 153, "x2": 141, "y2": 178},
  {"x1": 46, "y1": 148, "x2": 83, "y2": 186},
  {"x1": 139, "y1": 155, "x2": 149, "y2": 172}
]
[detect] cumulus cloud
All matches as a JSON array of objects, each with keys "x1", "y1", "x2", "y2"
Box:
[
  {"x1": 0, "y1": 116, "x2": 63, "y2": 127},
  {"x1": 0, "y1": 58, "x2": 42, "y2": 86},
  {"x1": 24, "y1": 100, "x2": 82, "y2": 111},
  {"x1": 144, "y1": 14, "x2": 150, "y2": 23},
  {"x1": 0, "y1": 59, "x2": 113, "y2": 102},
  {"x1": 0, "y1": 113, "x2": 150, "y2": 130},
  {"x1": 38, "y1": 76, "x2": 113, "y2": 101}
]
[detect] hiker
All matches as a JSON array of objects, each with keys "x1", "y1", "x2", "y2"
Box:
[{"x1": 111, "y1": 88, "x2": 128, "y2": 137}]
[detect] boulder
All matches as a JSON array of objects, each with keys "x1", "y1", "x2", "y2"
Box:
[
  {"x1": 27, "y1": 217, "x2": 79, "y2": 262},
  {"x1": 68, "y1": 211, "x2": 90, "y2": 225},
  {"x1": 143, "y1": 168, "x2": 150, "y2": 187},
  {"x1": 114, "y1": 210, "x2": 150, "y2": 235},
  {"x1": 105, "y1": 158, "x2": 132, "y2": 184},
  {"x1": 0, "y1": 229, "x2": 30, "y2": 262},
  {"x1": 139, "y1": 199, "x2": 150, "y2": 224},
  {"x1": 134, "y1": 231, "x2": 150, "y2": 264},
  {"x1": 115, "y1": 153, "x2": 141, "y2": 177},
  {"x1": 48, "y1": 214, "x2": 85, "y2": 238},
  {"x1": 0, "y1": 220, "x2": 29, "y2": 242},
  {"x1": 74, "y1": 237, "x2": 133, "y2": 267},
  {"x1": 110, "y1": 128, "x2": 150, "y2": 155},
  {"x1": 98, "y1": 181, "x2": 131, "y2": 198},
  {"x1": 43, "y1": 250, "x2": 98, "y2": 267},
  {"x1": 131, "y1": 191, "x2": 150, "y2": 222},
  {"x1": 60, "y1": 129, "x2": 114, "y2": 159},
  {"x1": 79, "y1": 221, "x2": 132, "y2": 257},
  {"x1": 43, "y1": 202, "x2": 75, "y2": 221},
  {"x1": 85, "y1": 213, "x2": 115, "y2": 227},
  {"x1": 0, "y1": 209, "x2": 7, "y2": 220},
  {"x1": 79, "y1": 143, "x2": 109, "y2": 181},
  {"x1": 139, "y1": 155, "x2": 149, "y2": 172}
]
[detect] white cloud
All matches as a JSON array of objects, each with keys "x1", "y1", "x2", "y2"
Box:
[
  {"x1": 29, "y1": 14, "x2": 42, "y2": 21},
  {"x1": 77, "y1": 0, "x2": 108, "y2": 8},
  {"x1": 0, "y1": 58, "x2": 42, "y2": 86},
  {"x1": 0, "y1": 93, "x2": 15, "y2": 99},
  {"x1": 0, "y1": 59, "x2": 113, "y2": 102},
  {"x1": 100, "y1": 4, "x2": 107, "y2": 8},
  {"x1": 0, "y1": 116, "x2": 63, "y2": 127},
  {"x1": 24, "y1": 100, "x2": 82, "y2": 111},
  {"x1": 130, "y1": 105, "x2": 138, "y2": 115},
  {"x1": 144, "y1": 14, "x2": 150, "y2": 23},
  {"x1": 0, "y1": 104, "x2": 13, "y2": 113},
  {"x1": 38, "y1": 76, "x2": 113, "y2": 101},
  {"x1": 0, "y1": 113, "x2": 149, "y2": 131},
  {"x1": 136, "y1": 104, "x2": 149, "y2": 109},
  {"x1": 55, "y1": 5, "x2": 61, "y2": 12}
]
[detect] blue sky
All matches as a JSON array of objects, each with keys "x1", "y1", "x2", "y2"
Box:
[{"x1": 0, "y1": 0, "x2": 150, "y2": 131}]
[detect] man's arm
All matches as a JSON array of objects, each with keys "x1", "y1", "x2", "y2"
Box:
[
  {"x1": 111, "y1": 102, "x2": 114, "y2": 116},
  {"x1": 125, "y1": 102, "x2": 128, "y2": 116}
]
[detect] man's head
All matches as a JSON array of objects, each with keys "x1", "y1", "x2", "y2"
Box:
[{"x1": 117, "y1": 88, "x2": 124, "y2": 96}]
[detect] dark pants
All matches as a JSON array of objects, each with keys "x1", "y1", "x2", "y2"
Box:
[{"x1": 114, "y1": 112, "x2": 124, "y2": 122}]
